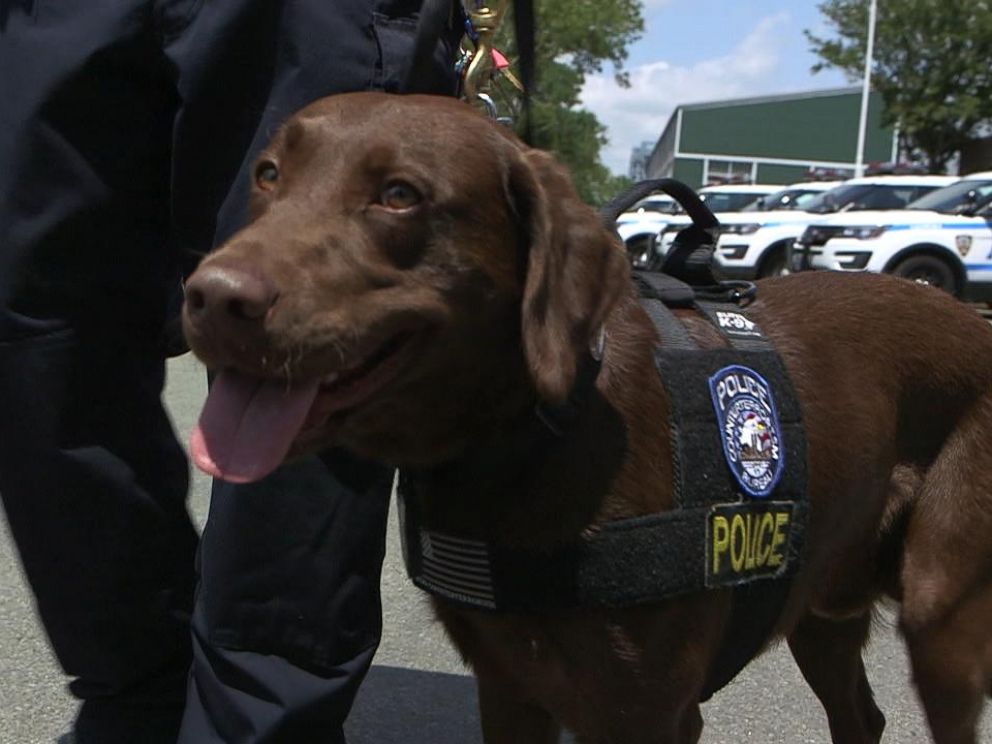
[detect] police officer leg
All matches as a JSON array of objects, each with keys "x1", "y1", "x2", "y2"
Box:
[
  {"x1": 180, "y1": 455, "x2": 393, "y2": 743},
  {"x1": 0, "y1": 3, "x2": 199, "y2": 741},
  {"x1": 163, "y1": 1, "x2": 462, "y2": 741}
]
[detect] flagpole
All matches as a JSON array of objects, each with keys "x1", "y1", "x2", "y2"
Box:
[{"x1": 854, "y1": 0, "x2": 878, "y2": 177}]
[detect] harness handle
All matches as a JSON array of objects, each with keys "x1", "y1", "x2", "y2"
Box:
[
  {"x1": 603, "y1": 178, "x2": 723, "y2": 286},
  {"x1": 600, "y1": 178, "x2": 718, "y2": 230}
]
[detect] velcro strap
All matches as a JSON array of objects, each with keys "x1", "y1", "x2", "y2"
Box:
[
  {"x1": 641, "y1": 299, "x2": 697, "y2": 351},
  {"x1": 632, "y1": 271, "x2": 696, "y2": 307},
  {"x1": 399, "y1": 488, "x2": 806, "y2": 612}
]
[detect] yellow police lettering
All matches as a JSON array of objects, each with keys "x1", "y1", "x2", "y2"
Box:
[
  {"x1": 712, "y1": 515, "x2": 730, "y2": 574},
  {"x1": 768, "y1": 511, "x2": 790, "y2": 567},
  {"x1": 710, "y1": 507, "x2": 792, "y2": 580},
  {"x1": 730, "y1": 514, "x2": 747, "y2": 572},
  {"x1": 745, "y1": 513, "x2": 759, "y2": 570},
  {"x1": 756, "y1": 511, "x2": 774, "y2": 567}
]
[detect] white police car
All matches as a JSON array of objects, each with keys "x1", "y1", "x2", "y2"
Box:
[
  {"x1": 656, "y1": 175, "x2": 955, "y2": 278},
  {"x1": 791, "y1": 172, "x2": 992, "y2": 300},
  {"x1": 615, "y1": 196, "x2": 679, "y2": 265}
]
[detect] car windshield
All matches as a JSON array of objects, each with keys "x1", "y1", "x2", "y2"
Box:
[
  {"x1": 697, "y1": 192, "x2": 766, "y2": 213},
  {"x1": 804, "y1": 184, "x2": 872, "y2": 214},
  {"x1": 742, "y1": 188, "x2": 824, "y2": 211},
  {"x1": 906, "y1": 179, "x2": 992, "y2": 213},
  {"x1": 627, "y1": 197, "x2": 677, "y2": 215},
  {"x1": 804, "y1": 183, "x2": 931, "y2": 213}
]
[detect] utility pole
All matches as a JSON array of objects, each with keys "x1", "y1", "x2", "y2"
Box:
[{"x1": 854, "y1": 0, "x2": 878, "y2": 177}]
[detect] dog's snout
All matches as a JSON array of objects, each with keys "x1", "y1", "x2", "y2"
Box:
[{"x1": 185, "y1": 263, "x2": 278, "y2": 325}]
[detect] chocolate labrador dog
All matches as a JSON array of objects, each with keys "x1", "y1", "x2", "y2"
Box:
[{"x1": 182, "y1": 92, "x2": 992, "y2": 744}]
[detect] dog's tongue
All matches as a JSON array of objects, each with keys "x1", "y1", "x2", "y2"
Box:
[{"x1": 191, "y1": 370, "x2": 319, "y2": 483}]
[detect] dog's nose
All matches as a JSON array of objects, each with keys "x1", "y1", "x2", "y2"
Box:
[{"x1": 184, "y1": 263, "x2": 278, "y2": 327}]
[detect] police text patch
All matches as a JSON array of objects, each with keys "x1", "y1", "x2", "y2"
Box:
[
  {"x1": 708, "y1": 365, "x2": 784, "y2": 498},
  {"x1": 707, "y1": 502, "x2": 794, "y2": 587}
]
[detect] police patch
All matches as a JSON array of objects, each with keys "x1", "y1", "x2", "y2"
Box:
[
  {"x1": 708, "y1": 365, "x2": 784, "y2": 498},
  {"x1": 707, "y1": 502, "x2": 794, "y2": 587}
]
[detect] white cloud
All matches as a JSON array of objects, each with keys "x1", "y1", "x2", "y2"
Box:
[{"x1": 581, "y1": 12, "x2": 811, "y2": 175}]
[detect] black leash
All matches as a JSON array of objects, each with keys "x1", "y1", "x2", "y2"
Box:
[
  {"x1": 510, "y1": 0, "x2": 535, "y2": 144},
  {"x1": 404, "y1": 0, "x2": 458, "y2": 94}
]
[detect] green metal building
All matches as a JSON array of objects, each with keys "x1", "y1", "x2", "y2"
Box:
[{"x1": 644, "y1": 87, "x2": 898, "y2": 187}]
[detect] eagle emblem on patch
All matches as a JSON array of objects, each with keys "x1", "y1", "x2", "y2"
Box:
[{"x1": 708, "y1": 365, "x2": 784, "y2": 498}]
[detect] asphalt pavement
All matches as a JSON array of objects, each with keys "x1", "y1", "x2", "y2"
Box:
[{"x1": 2, "y1": 353, "x2": 990, "y2": 743}]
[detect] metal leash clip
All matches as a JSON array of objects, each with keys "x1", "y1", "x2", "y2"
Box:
[{"x1": 460, "y1": 1, "x2": 520, "y2": 124}]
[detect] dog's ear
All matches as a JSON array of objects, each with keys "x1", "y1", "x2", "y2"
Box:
[{"x1": 508, "y1": 147, "x2": 630, "y2": 404}]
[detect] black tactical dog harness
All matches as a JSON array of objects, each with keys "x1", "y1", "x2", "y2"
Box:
[{"x1": 398, "y1": 180, "x2": 810, "y2": 699}]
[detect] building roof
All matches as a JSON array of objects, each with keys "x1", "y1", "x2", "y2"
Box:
[{"x1": 672, "y1": 86, "x2": 863, "y2": 113}]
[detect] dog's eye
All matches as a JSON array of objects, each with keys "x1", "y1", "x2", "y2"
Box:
[
  {"x1": 380, "y1": 181, "x2": 422, "y2": 210},
  {"x1": 255, "y1": 161, "x2": 279, "y2": 189}
]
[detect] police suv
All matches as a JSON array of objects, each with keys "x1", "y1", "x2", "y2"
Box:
[
  {"x1": 656, "y1": 175, "x2": 956, "y2": 279},
  {"x1": 791, "y1": 172, "x2": 992, "y2": 300}
]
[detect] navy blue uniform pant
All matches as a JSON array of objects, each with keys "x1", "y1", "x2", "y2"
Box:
[{"x1": 0, "y1": 1, "x2": 459, "y2": 742}]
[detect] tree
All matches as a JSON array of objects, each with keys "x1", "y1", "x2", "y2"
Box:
[
  {"x1": 806, "y1": 0, "x2": 992, "y2": 172},
  {"x1": 488, "y1": 0, "x2": 642, "y2": 204}
]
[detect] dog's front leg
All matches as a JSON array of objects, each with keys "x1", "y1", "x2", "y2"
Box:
[
  {"x1": 787, "y1": 612, "x2": 885, "y2": 743},
  {"x1": 477, "y1": 673, "x2": 562, "y2": 743}
]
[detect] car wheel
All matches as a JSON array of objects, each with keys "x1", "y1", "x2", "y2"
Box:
[
  {"x1": 758, "y1": 248, "x2": 787, "y2": 278},
  {"x1": 892, "y1": 255, "x2": 957, "y2": 295},
  {"x1": 625, "y1": 236, "x2": 652, "y2": 267}
]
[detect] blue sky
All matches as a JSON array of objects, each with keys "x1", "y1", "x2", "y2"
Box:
[{"x1": 580, "y1": 0, "x2": 853, "y2": 174}]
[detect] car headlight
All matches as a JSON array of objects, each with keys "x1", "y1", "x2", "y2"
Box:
[
  {"x1": 721, "y1": 223, "x2": 761, "y2": 235},
  {"x1": 840, "y1": 225, "x2": 888, "y2": 240}
]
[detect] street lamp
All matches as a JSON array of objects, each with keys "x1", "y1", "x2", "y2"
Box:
[{"x1": 854, "y1": 0, "x2": 878, "y2": 177}]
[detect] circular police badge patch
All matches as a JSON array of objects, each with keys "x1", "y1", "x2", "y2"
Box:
[{"x1": 708, "y1": 365, "x2": 785, "y2": 498}]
